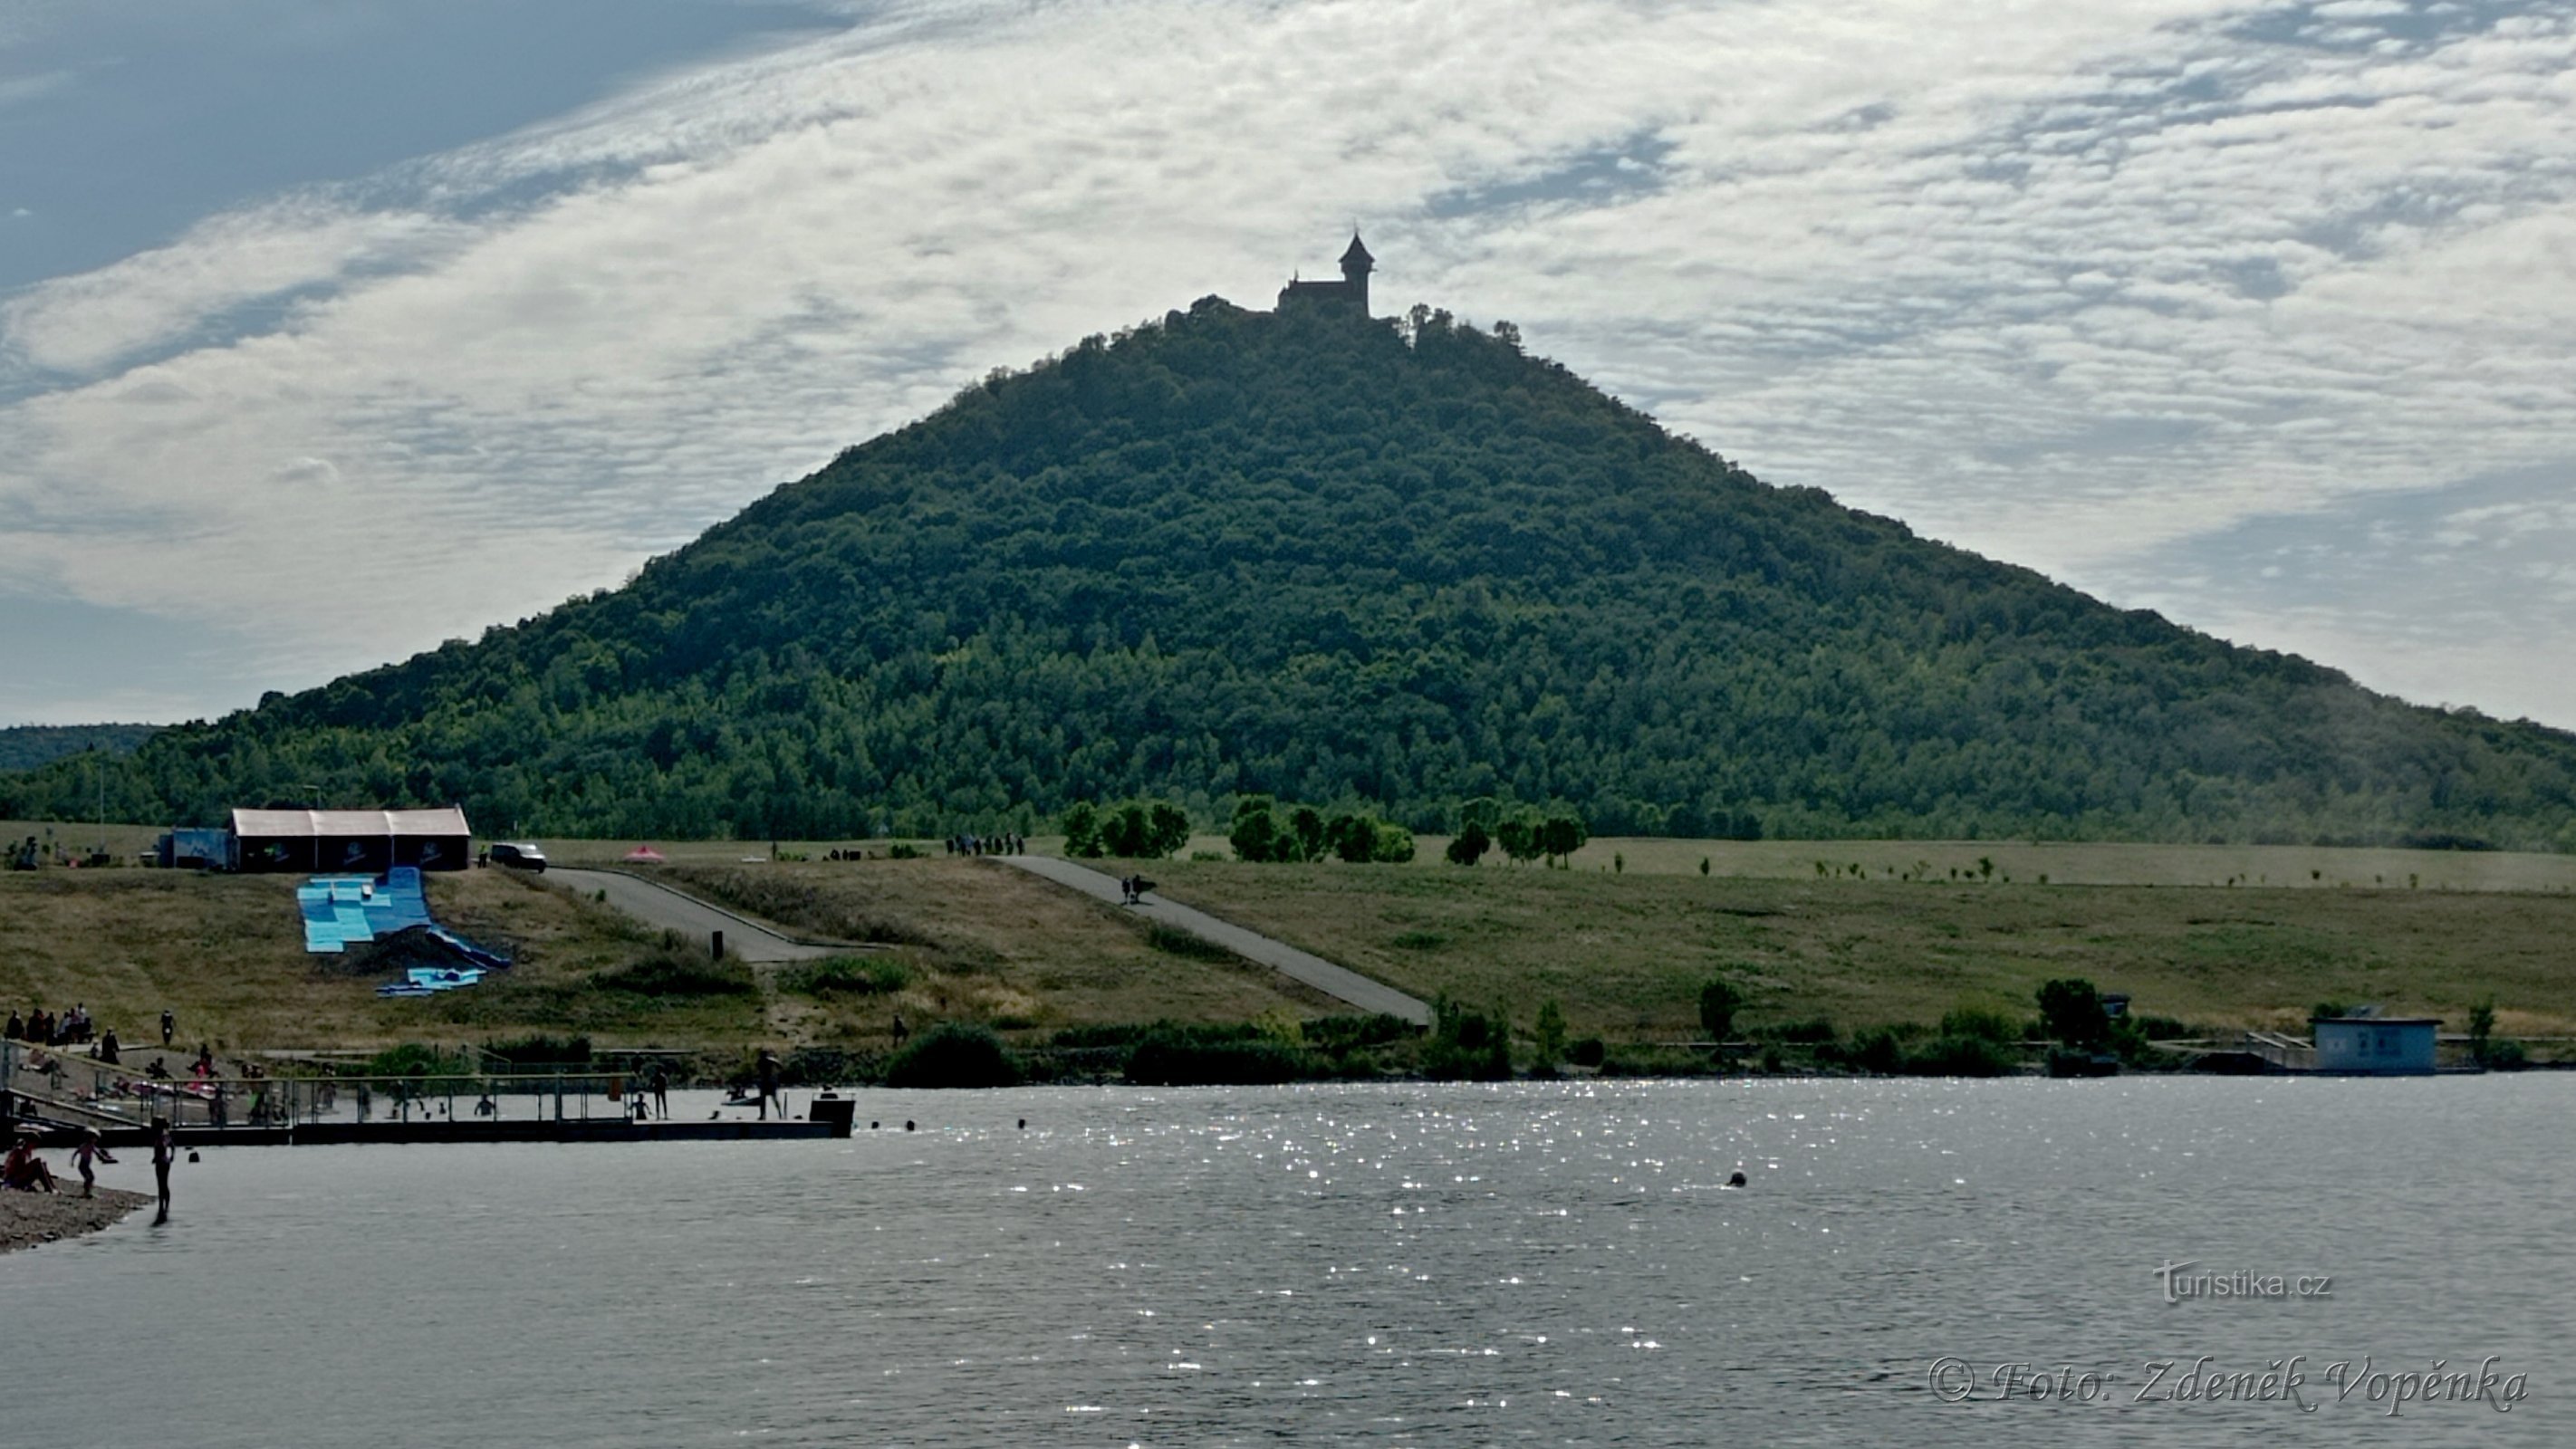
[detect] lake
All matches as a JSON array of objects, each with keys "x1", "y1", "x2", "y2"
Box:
[{"x1": 5, "y1": 1076, "x2": 2566, "y2": 1445}]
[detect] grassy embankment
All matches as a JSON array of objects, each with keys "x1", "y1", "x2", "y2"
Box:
[
  {"x1": 8, "y1": 820, "x2": 2573, "y2": 1059},
  {"x1": 645, "y1": 859, "x2": 1331, "y2": 1047},
  {"x1": 0, "y1": 863, "x2": 762, "y2": 1052},
  {"x1": 0, "y1": 839, "x2": 1320, "y2": 1053},
  {"x1": 1134, "y1": 859, "x2": 2576, "y2": 1041}
]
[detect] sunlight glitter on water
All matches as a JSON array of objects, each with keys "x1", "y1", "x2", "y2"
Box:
[{"x1": 5, "y1": 1077, "x2": 2572, "y2": 1446}]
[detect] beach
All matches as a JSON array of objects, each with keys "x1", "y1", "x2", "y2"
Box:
[{"x1": 0, "y1": 1186, "x2": 148, "y2": 1253}]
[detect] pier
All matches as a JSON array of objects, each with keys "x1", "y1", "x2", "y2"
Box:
[{"x1": 2, "y1": 1043, "x2": 856, "y2": 1149}]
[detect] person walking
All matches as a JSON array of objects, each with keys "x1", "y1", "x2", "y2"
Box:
[
  {"x1": 70, "y1": 1128, "x2": 116, "y2": 1198},
  {"x1": 150, "y1": 1118, "x2": 174, "y2": 1223},
  {"x1": 755, "y1": 1049, "x2": 782, "y2": 1121},
  {"x1": 160, "y1": 1009, "x2": 175, "y2": 1048}
]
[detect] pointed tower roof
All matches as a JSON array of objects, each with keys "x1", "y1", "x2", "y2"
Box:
[{"x1": 1340, "y1": 232, "x2": 1374, "y2": 267}]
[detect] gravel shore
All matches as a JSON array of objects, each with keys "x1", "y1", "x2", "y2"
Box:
[{"x1": 0, "y1": 1186, "x2": 149, "y2": 1253}]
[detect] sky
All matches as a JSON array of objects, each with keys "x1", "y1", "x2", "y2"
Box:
[{"x1": 2, "y1": 0, "x2": 2571, "y2": 729}]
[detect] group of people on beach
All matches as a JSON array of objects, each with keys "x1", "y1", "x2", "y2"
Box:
[
  {"x1": 947, "y1": 832, "x2": 1024, "y2": 857},
  {"x1": 2, "y1": 1120, "x2": 176, "y2": 1214}
]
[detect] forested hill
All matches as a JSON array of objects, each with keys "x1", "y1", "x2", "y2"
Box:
[
  {"x1": 9, "y1": 297, "x2": 2574, "y2": 848},
  {"x1": 0, "y1": 724, "x2": 161, "y2": 774}
]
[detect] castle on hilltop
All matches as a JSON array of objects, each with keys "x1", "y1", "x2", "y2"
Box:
[{"x1": 1277, "y1": 233, "x2": 1373, "y2": 316}]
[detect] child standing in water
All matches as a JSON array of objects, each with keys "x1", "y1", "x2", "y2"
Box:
[
  {"x1": 150, "y1": 1119, "x2": 175, "y2": 1223},
  {"x1": 70, "y1": 1128, "x2": 116, "y2": 1197}
]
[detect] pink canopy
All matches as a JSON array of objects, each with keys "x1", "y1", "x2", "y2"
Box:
[{"x1": 621, "y1": 845, "x2": 668, "y2": 863}]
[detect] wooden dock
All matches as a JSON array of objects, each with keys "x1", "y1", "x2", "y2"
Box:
[{"x1": 5, "y1": 1085, "x2": 858, "y2": 1149}]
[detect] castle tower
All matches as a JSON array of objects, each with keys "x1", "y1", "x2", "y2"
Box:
[
  {"x1": 1339, "y1": 232, "x2": 1373, "y2": 316},
  {"x1": 1277, "y1": 232, "x2": 1376, "y2": 316}
]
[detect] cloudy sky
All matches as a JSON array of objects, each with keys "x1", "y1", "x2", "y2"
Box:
[{"x1": 3, "y1": 0, "x2": 2571, "y2": 728}]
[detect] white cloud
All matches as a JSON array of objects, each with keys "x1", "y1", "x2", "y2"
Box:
[{"x1": 2, "y1": 0, "x2": 2573, "y2": 724}]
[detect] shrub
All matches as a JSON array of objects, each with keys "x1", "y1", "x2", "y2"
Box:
[
  {"x1": 1068, "y1": 799, "x2": 1191, "y2": 858},
  {"x1": 887, "y1": 842, "x2": 924, "y2": 859},
  {"x1": 595, "y1": 952, "x2": 756, "y2": 997},
  {"x1": 1124, "y1": 1027, "x2": 1316, "y2": 1085},
  {"x1": 883, "y1": 1023, "x2": 1022, "y2": 1088},
  {"x1": 1698, "y1": 979, "x2": 1743, "y2": 1041},
  {"x1": 1937, "y1": 1005, "x2": 2021, "y2": 1043},
  {"x1": 1568, "y1": 1036, "x2": 1606, "y2": 1068},
  {"x1": 781, "y1": 955, "x2": 912, "y2": 996},
  {"x1": 1303, "y1": 1013, "x2": 1418, "y2": 1052},
  {"x1": 1424, "y1": 996, "x2": 1514, "y2": 1080},
  {"x1": 1598, "y1": 1045, "x2": 1725, "y2": 1078},
  {"x1": 1841, "y1": 1027, "x2": 1906, "y2": 1074},
  {"x1": 1533, "y1": 1000, "x2": 1567, "y2": 1068},
  {"x1": 1905, "y1": 1034, "x2": 2021, "y2": 1076},
  {"x1": 2036, "y1": 978, "x2": 2109, "y2": 1048},
  {"x1": 1389, "y1": 930, "x2": 1449, "y2": 950},
  {"x1": 1445, "y1": 824, "x2": 1490, "y2": 866},
  {"x1": 1772, "y1": 1016, "x2": 1838, "y2": 1044}
]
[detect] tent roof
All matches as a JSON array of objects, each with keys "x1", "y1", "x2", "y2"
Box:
[{"x1": 230, "y1": 807, "x2": 472, "y2": 838}]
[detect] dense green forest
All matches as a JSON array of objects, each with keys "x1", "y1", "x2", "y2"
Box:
[
  {"x1": 0, "y1": 724, "x2": 160, "y2": 774},
  {"x1": 9, "y1": 297, "x2": 2575, "y2": 848}
]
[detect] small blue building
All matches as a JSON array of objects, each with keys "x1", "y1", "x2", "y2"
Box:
[{"x1": 2312, "y1": 1017, "x2": 2439, "y2": 1075}]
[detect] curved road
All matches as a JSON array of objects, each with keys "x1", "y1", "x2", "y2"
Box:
[
  {"x1": 550, "y1": 868, "x2": 840, "y2": 963},
  {"x1": 1000, "y1": 855, "x2": 1433, "y2": 1025}
]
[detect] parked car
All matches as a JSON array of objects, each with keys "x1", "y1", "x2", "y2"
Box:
[{"x1": 487, "y1": 841, "x2": 548, "y2": 872}]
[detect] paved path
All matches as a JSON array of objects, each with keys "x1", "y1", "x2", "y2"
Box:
[
  {"x1": 551, "y1": 868, "x2": 840, "y2": 963},
  {"x1": 1000, "y1": 856, "x2": 1433, "y2": 1025}
]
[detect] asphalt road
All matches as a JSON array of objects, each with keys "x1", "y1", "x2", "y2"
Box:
[
  {"x1": 549, "y1": 867, "x2": 839, "y2": 963},
  {"x1": 1000, "y1": 855, "x2": 1433, "y2": 1025}
]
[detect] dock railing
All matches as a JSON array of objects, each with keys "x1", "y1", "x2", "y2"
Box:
[{"x1": 3, "y1": 1041, "x2": 688, "y2": 1132}]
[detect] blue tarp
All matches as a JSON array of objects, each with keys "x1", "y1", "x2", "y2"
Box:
[{"x1": 301, "y1": 866, "x2": 509, "y2": 982}]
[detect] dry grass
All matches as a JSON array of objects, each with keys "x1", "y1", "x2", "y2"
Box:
[
  {"x1": 657, "y1": 858, "x2": 1332, "y2": 1045},
  {"x1": 11, "y1": 816, "x2": 2572, "y2": 1052},
  {"x1": 0, "y1": 865, "x2": 760, "y2": 1052},
  {"x1": 1139, "y1": 859, "x2": 2576, "y2": 1040},
  {"x1": 1116, "y1": 832, "x2": 2576, "y2": 894}
]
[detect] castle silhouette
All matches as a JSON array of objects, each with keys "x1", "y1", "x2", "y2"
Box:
[{"x1": 1277, "y1": 233, "x2": 1374, "y2": 316}]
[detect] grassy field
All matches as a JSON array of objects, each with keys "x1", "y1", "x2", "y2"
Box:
[
  {"x1": 0, "y1": 865, "x2": 761, "y2": 1054},
  {"x1": 24, "y1": 818, "x2": 2569, "y2": 893},
  {"x1": 525, "y1": 831, "x2": 2576, "y2": 893},
  {"x1": 8, "y1": 819, "x2": 2573, "y2": 1055},
  {"x1": 1135, "y1": 859, "x2": 2576, "y2": 1041},
  {"x1": 0, "y1": 850, "x2": 1325, "y2": 1054},
  {"x1": 654, "y1": 859, "x2": 1331, "y2": 1046}
]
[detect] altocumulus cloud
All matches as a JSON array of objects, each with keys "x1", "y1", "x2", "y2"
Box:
[{"x1": 1, "y1": 0, "x2": 2572, "y2": 724}]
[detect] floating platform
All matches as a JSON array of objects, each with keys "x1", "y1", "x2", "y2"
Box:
[
  {"x1": 6, "y1": 1085, "x2": 858, "y2": 1149},
  {"x1": 33, "y1": 1117, "x2": 841, "y2": 1150}
]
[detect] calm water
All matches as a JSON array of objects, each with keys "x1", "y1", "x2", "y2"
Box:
[{"x1": 7, "y1": 1077, "x2": 2568, "y2": 1446}]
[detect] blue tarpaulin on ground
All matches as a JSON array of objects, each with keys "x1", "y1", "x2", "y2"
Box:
[{"x1": 299, "y1": 867, "x2": 508, "y2": 978}]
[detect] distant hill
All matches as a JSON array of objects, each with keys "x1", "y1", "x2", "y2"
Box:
[
  {"x1": 7, "y1": 296, "x2": 2573, "y2": 848},
  {"x1": 0, "y1": 723, "x2": 161, "y2": 774}
]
